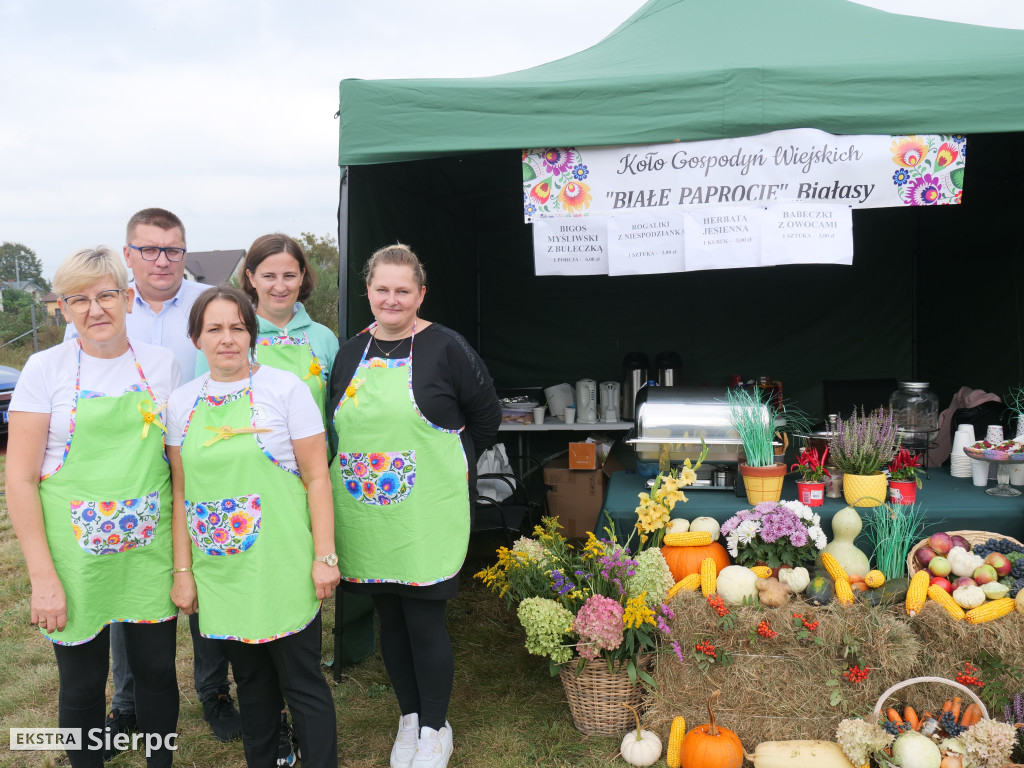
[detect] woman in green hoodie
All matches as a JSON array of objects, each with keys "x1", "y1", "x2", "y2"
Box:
[{"x1": 199, "y1": 234, "x2": 338, "y2": 428}]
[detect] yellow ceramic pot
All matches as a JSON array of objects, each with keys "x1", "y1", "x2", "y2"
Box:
[
  {"x1": 739, "y1": 463, "x2": 787, "y2": 505},
  {"x1": 842, "y1": 472, "x2": 888, "y2": 507}
]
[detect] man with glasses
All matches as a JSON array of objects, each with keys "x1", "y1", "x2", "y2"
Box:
[{"x1": 65, "y1": 208, "x2": 242, "y2": 749}]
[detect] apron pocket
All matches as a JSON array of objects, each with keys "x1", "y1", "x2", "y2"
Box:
[
  {"x1": 186, "y1": 494, "x2": 262, "y2": 555},
  {"x1": 70, "y1": 491, "x2": 161, "y2": 555},
  {"x1": 337, "y1": 451, "x2": 415, "y2": 505}
]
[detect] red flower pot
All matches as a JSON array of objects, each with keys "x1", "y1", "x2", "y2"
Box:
[
  {"x1": 888, "y1": 479, "x2": 918, "y2": 505},
  {"x1": 795, "y1": 480, "x2": 826, "y2": 507}
]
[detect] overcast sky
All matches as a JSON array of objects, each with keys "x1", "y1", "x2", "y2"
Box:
[{"x1": 2, "y1": 0, "x2": 1021, "y2": 281}]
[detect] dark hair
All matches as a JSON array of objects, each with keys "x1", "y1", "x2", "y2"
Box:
[
  {"x1": 241, "y1": 234, "x2": 316, "y2": 303},
  {"x1": 187, "y1": 286, "x2": 258, "y2": 355},
  {"x1": 126, "y1": 208, "x2": 186, "y2": 244},
  {"x1": 362, "y1": 243, "x2": 427, "y2": 289}
]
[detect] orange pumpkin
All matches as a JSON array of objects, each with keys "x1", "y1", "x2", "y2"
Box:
[
  {"x1": 680, "y1": 690, "x2": 744, "y2": 768},
  {"x1": 661, "y1": 541, "x2": 730, "y2": 582}
]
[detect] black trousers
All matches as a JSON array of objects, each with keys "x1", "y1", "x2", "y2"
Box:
[
  {"x1": 372, "y1": 594, "x2": 453, "y2": 731},
  {"x1": 52, "y1": 619, "x2": 179, "y2": 768},
  {"x1": 218, "y1": 612, "x2": 337, "y2": 768}
]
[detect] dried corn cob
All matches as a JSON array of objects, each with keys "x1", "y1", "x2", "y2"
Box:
[
  {"x1": 663, "y1": 531, "x2": 712, "y2": 547},
  {"x1": 666, "y1": 716, "x2": 686, "y2": 768},
  {"x1": 905, "y1": 570, "x2": 930, "y2": 616},
  {"x1": 667, "y1": 573, "x2": 701, "y2": 597},
  {"x1": 966, "y1": 597, "x2": 1016, "y2": 624},
  {"x1": 927, "y1": 585, "x2": 965, "y2": 620},
  {"x1": 820, "y1": 551, "x2": 849, "y2": 583},
  {"x1": 834, "y1": 576, "x2": 855, "y2": 606},
  {"x1": 749, "y1": 566, "x2": 772, "y2": 579},
  {"x1": 700, "y1": 557, "x2": 717, "y2": 597}
]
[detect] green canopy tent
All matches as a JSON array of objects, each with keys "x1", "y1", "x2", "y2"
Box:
[{"x1": 336, "y1": 0, "x2": 1024, "y2": 417}]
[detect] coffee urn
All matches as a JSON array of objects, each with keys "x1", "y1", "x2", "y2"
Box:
[
  {"x1": 621, "y1": 352, "x2": 649, "y2": 421},
  {"x1": 655, "y1": 350, "x2": 682, "y2": 386}
]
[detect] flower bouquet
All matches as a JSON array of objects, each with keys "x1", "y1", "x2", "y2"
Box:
[{"x1": 719, "y1": 500, "x2": 827, "y2": 569}]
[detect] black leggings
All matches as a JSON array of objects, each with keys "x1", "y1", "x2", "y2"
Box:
[
  {"x1": 372, "y1": 594, "x2": 452, "y2": 731},
  {"x1": 218, "y1": 612, "x2": 337, "y2": 768},
  {"x1": 52, "y1": 619, "x2": 179, "y2": 768}
]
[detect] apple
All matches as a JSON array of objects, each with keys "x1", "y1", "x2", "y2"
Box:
[
  {"x1": 973, "y1": 564, "x2": 999, "y2": 585},
  {"x1": 952, "y1": 577, "x2": 978, "y2": 590},
  {"x1": 928, "y1": 556, "x2": 952, "y2": 578},
  {"x1": 928, "y1": 532, "x2": 953, "y2": 556},
  {"x1": 985, "y1": 552, "x2": 1012, "y2": 577},
  {"x1": 950, "y1": 535, "x2": 971, "y2": 551},
  {"x1": 929, "y1": 576, "x2": 954, "y2": 594},
  {"x1": 914, "y1": 546, "x2": 937, "y2": 569}
]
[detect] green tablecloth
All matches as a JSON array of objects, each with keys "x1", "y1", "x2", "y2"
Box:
[{"x1": 600, "y1": 468, "x2": 1024, "y2": 542}]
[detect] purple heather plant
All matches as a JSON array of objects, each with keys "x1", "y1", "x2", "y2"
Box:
[{"x1": 827, "y1": 406, "x2": 901, "y2": 475}]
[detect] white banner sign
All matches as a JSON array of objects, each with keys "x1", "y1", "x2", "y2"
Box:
[
  {"x1": 531, "y1": 218, "x2": 608, "y2": 275},
  {"x1": 605, "y1": 212, "x2": 686, "y2": 276},
  {"x1": 761, "y1": 204, "x2": 853, "y2": 266},
  {"x1": 682, "y1": 207, "x2": 762, "y2": 272},
  {"x1": 522, "y1": 129, "x2": 966, "y2": 221}
]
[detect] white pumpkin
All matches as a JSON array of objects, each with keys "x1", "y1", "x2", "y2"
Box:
[
  {"x1": 716, "y1": 565, "x2": 759, "y2": 605},
  {"x1": 952, "y1": 584, "x2": 986, "y2": 610},
  {"x1": 666, "y1": 518, "x2": 690, "y2": 535},
  {"x1": 620, "y1": 704, "x2": 662, "y2": 767},
  {"x1": 689, "y1": 516, "x2": 721, "y2": 541},
  {"x1": 778, "y1": 566, "x2": 811, "y2": 594}
]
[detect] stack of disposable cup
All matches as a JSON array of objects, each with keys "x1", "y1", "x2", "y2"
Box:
[{"x1": 950, "y1": 424, "x2": 975, "y2": 478}]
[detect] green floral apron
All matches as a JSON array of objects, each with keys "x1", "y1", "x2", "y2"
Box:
[
  {"x1": 331, "y1": 323, "x2": 469, "y2": 585},
  {"x1": 254, "y1": 331, "x2": 327, "y2": 427},
  {"x1": 179, "y1": 369, "x2": 318, "y2": 643},
  {"x1": 38, "y1": 343, "x2": 174, "y2": 645}
]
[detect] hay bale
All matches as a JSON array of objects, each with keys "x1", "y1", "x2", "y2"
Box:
[{"x1": 646, "y1": 593, "x2": 921, "y2": 746}]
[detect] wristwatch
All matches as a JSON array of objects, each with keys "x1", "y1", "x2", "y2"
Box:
[{"x1": 314, "y1": 553, "x2": 338, "y2": 567}]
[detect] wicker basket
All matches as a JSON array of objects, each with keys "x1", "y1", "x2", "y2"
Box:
[
  {"x1": 559, "y1": 655, "x2": 654, "y2": 736},
  {"x1": 873, "y1": 676, "x2": 990, "y2": 768},
  {"x1": 906, "y1": 530, "x2": 1024, "y2": 576}
]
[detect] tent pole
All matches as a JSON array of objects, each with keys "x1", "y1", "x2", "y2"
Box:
[{"x1": 333, "y1": 165, "x2": 350, "y2": 682}]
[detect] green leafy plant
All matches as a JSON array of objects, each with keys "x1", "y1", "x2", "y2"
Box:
[
  {"x1": 887, "y1": 447, "x2": 924, "y2": 488},
  {"x1": 727, "y1": 386, "x2": 810, "y2": 468},
  {"x1": 861, "y1": 502, "x2": 927, "y2": 580}
]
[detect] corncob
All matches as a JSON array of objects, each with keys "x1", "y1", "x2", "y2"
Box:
[
  {"x1": 820, "y1": 552, "x2": 849, "y2": 583},
  {"x1": 749, "y1": 566, "x2": 772, "y2": 579},
  {"x1": 927, "y1": 585, "x2": 965, "y2": 620},
  {"x1": 864, "y1": 570, "x2": 886, "y2": 588},
  {"x1": 666, "y1": 715, "x2": 686, "y2": 768},
  {"x1": 905, "y1": 570, "x2": 930, "y2": 616},
  {"x1": 667, "y1": 573, "x2": 701, "y2": 597},
  {"x1": 663, "y1": 531, "x2": 712, "y2": 547},
  {"x1": 700, "y1": 557, "x2": 717, "y2": 597},
  {"x1": 834, "y1": 577, "x2": 855, "y2": 606},
  {"x1": 966, "y1": 597, "x2": 1016, "y2": 624}
]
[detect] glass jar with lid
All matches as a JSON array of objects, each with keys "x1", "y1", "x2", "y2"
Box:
[{"x1": 889, "y1": 382, "x2": 939, "y2": 432}]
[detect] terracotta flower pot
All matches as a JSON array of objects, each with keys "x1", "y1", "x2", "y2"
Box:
[
  {"x1": 739, "y1": 463, "x2": 786, "y2": 505},
  {"x1": 842, "y1": 471, "x2": 887, "y2": 507},
  {"x1": 795, "y1": 480, "x2": 826, "y2": 507},
  {"x1": 888, "y1": 479, "x2": 918, "y2": 505}
]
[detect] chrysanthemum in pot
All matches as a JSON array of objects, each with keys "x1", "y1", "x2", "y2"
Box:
[{"x1": 827, "y1": 407, "x2": 901, "y2": 507}]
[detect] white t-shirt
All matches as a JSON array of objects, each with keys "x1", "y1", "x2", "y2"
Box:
[
  {"x1": 10, "y1": 339, "x2": 180, "y2": 477},
  {"x1": 166, "y1": 366, "x2": 324, "y2": 473}
]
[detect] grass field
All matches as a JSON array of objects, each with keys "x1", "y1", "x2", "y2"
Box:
[{"x1": 0, "y1": 455, "x2": 631, "y2": 767}]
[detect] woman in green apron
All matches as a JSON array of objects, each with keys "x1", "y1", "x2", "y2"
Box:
[
  {"x1": 328, "y1": 244, "x2": 500, "y2": 768},
  {"x1": 166, "y1": 287, "x2": 340, "y2": 768},
  {"x1": 7, "y1": 246, "x2": 180, "y2": 768}
]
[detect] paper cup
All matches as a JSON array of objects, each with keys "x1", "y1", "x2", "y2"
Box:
[
  {"x1": 971, "y1": 458, "x2": 989, "y2": 487},
  {"x1": 564, "y1": 406, "x2": 576, "y2": 424},
  {"x1": 532, "y1": 406, "x2": 546, "y2": 425},
  {"x1": 986, "y1": 425, "x2": 1004, "y2": 443}
]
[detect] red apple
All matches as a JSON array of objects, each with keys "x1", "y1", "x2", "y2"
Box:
[
  {"x1": 929, "y1": 576, "x2": 953, "y2": 594},
  {"x1": 950, "y1": 535, "x2": 971, "y2": 551},
  {"x1": 928, "y1": 556, "x2": 952, "y2": 577},
  {"x1": 952, "y1": 577, "x2": 978, "y2": 590},
  {"x1": 973, "y1": 564, "x2": 998, "y2": 585},
  {"x1": 985, "y1": 552, "x2": 1012, "y2": 577},
  {"x1": 928, "y1": 532, "x2": 953, "y2": 556},
  {"x1": 914, "y1": 546, "x2": 937, "y2": 569}
]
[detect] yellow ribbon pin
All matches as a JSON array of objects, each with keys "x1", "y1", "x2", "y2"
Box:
[
  {"x1": 138, "y1": 400, "x2": 168, "y2": 440},
  {"x1": 202, "y1": 425, "x2": 273, "y2": 447},
  {"x1": 339, "y1": 378, "x2": 365, "y2": 408},
  {"x1": 303, "y1": 359, "x2": 324, "y2": 389}
]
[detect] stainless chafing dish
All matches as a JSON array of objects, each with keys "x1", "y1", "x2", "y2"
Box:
[{"x1": 628, "y1": 386, "x2": 780, "y2": 479}]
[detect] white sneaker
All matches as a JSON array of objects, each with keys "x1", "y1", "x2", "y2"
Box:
[
  {"x1": 390, "y1": 713, "x2": 419, "y2": 768},
  {"x1": 411, "y1": 722, "x2": 453, "y2": 768}
]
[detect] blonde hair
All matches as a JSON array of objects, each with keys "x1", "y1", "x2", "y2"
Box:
[
  {"x1": 53, "y1": 246, "x2": 129, "y2": 296},
  {"x1": 362, "y1": 243, "x2": 427, "y2": 289}
]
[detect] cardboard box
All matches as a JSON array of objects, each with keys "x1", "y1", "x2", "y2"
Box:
[
  {"x1": 542, "y1": 455, "x2": 623, "y2": 537},
  {"x1": 568, "y1": 441, "x2": 598, "y2": 470}
]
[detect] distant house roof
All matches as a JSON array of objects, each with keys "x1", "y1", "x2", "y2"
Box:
[
  {"x1": 185, "y1": 250, "x2": 245, "y2": 286},
  {"x1": 5, "y1": 279, "x2": 46, "y2": 294}
]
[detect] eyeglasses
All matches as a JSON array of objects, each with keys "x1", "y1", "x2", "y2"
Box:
[
  {"x1": 128, "y1": 245, "x2": 187, "y2": 262},
  {"x1": 62, "y1": 289, "x2": 125, "y2": 314}
]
